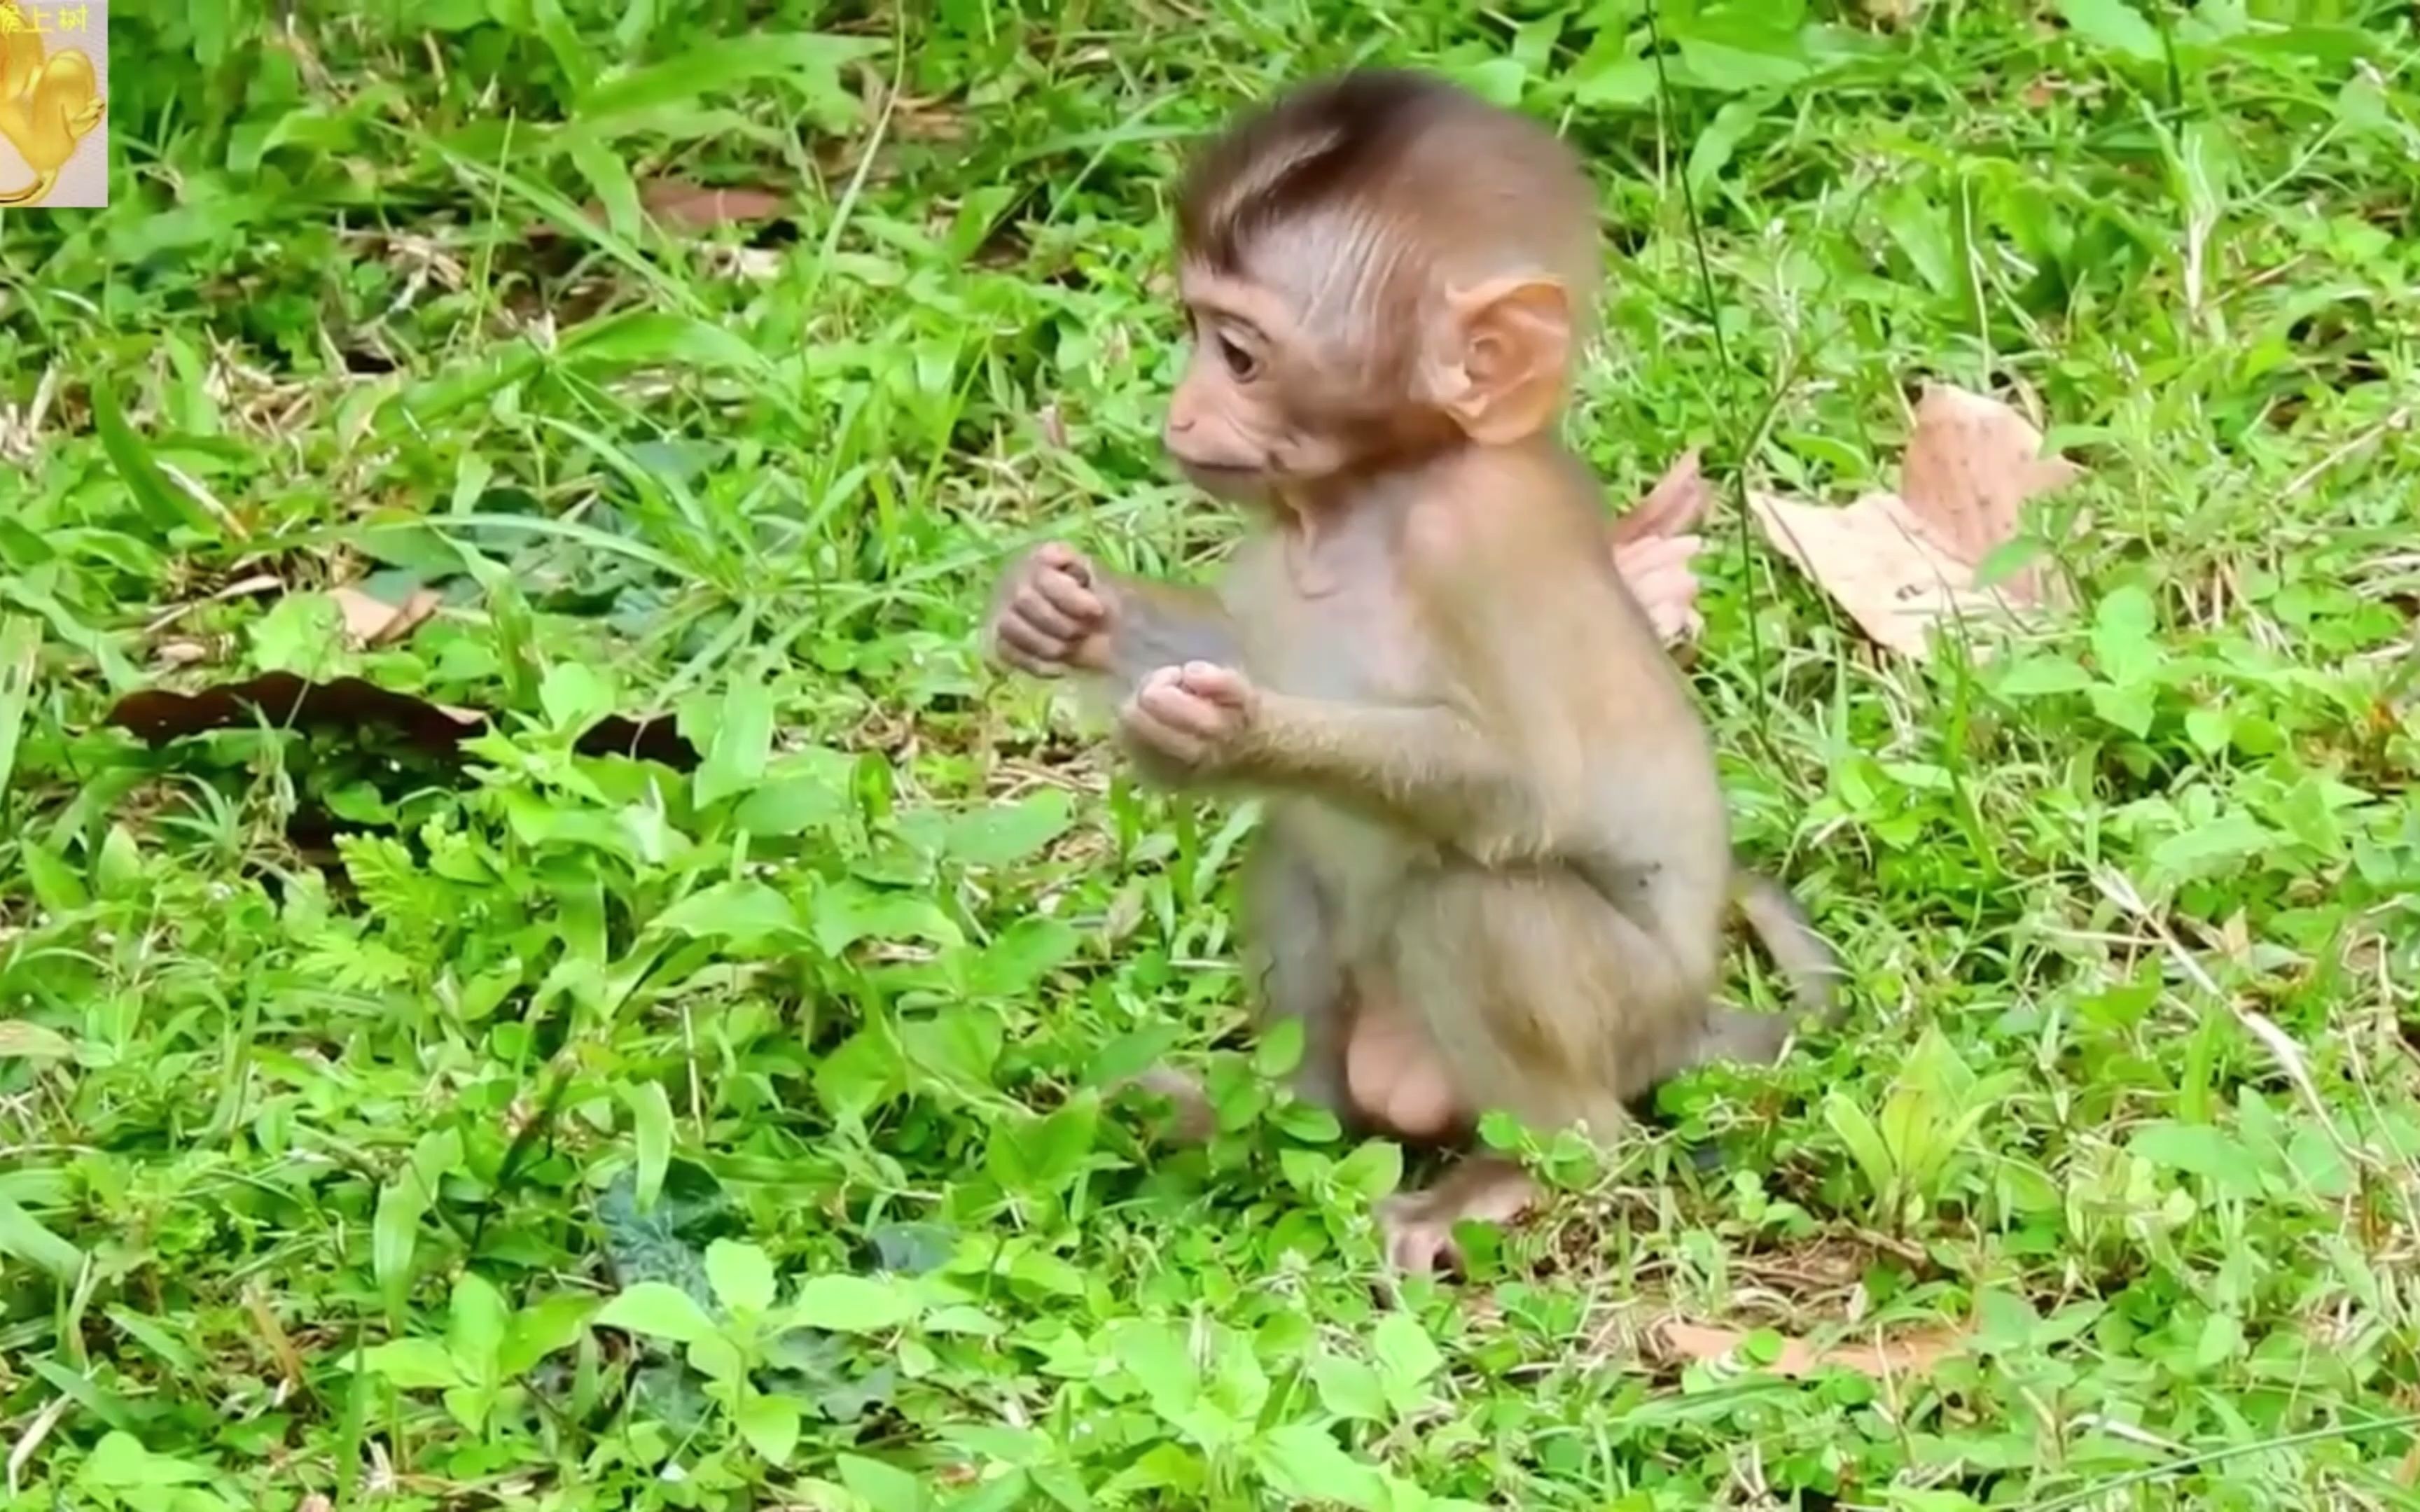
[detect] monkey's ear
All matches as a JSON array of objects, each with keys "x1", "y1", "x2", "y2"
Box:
[{"x1": 1439, "y1": 277, "x2": 1572, "y2": 445}]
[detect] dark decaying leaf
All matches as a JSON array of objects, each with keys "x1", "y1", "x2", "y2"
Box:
[
  {"x1": 105, "y1": 673, "x2": 701, "y2": 770},
  {"x1": 109, "y1": 673, "x2": 486, "y2": 756}
]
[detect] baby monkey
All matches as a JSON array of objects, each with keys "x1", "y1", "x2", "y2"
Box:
[{"x1": 989, "y1": 71, "x2": 1838, "y2": 1273}]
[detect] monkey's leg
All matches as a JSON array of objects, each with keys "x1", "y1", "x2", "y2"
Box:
[
  {"x1": 1111, "y1": 822, "x2": 1363, "y2": 1146},
  {"x1": 1371, "y1": 865, "x2": 1721, "y2": 1274},
  {"x1": 1239, "y1": 823, "x2": 1355, "y2": 1116},
  {"x1": 1342, "y1": 988, "x2": 1464, "y2": 1143},
  {"x1": 1375, "y1": 1156, "x2": 1540, "y2": 1277}
]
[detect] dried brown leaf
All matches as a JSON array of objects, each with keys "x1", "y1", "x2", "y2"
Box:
[
  {"x1": 635, "y1": 178, "x2": 788, "y2": 231},
  {"x1": 330, "y1": 585, "x2": 441, "y2": 649},
  {"x1": 1655, "y1": 1318, "x2": 1966, "y2": 1380},
  {"x1": 1896, "y1": 384, "x2": 2081, "y2": 603},
  {"x1": 1748, "y1": 382, "x2": 2080, "y2": 659}
]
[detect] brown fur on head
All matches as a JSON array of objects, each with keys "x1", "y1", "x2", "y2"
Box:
[{"x1": 1162, "y1": 70, "x2": 1603, "y2": 497}]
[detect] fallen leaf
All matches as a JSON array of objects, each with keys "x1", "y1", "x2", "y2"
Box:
[
  {"x1": 635, "y1": 178, "x2": 788, "y2": 231},
  {"x1": 105, "y1": 673, "x2": 702, "y2": 771},
  {"x1": 330, "y1": 585, "x2": 442, "y2": 649},
  {"x1": 1748, "y1": 382, "x2": 2080, "y2": 658},
  {"x1": 109, "y1": 673, "x2": 485, "y2": 755},
  {"x1": 1896, "y1": 384, "x2": 2082, "y2": 602},
  {"x1": 1654, "y1": 1317, "x2": 1966, "y2": 1380}
]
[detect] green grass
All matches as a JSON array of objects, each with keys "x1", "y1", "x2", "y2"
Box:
[{"x1": 4, "y1": 1, "x2": 2420, "y2": 1507}]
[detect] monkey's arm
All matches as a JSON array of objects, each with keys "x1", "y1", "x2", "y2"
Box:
[{"x1": 1232, "y1": 692, "x2": 1556, "y2": 860}]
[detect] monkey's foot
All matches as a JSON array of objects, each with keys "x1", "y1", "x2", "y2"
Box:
[
  {"x1": 1108, "y1": 1063, "x2": 1218, "y2": 1145},
  {"x1": 1376, "y1": 1157, "x2": 1539, "y2": 1276}
]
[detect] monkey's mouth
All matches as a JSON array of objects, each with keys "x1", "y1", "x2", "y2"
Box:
[{"x1": 1174, "y1": 458, "x2": 1270, "y2": 499}]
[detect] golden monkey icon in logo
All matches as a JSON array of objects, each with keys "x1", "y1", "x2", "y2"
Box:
[{"x1": 0, "y1": 4, "x2": 104, "y2": 206}]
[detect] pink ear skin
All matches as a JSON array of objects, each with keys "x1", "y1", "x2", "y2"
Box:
[{"x1": 1438, "y1": 278, "x2": 1573, "y2": 446}]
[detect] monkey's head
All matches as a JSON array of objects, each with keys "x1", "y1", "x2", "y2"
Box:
[{"x1": 1164, "y1": 70, "x2": 1601, "y2": 501}]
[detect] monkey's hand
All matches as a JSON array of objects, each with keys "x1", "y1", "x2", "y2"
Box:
[
  {"x1": 1121, "y1": 661, "x2": 1260, "y2": 769},
  {"x1": 991, "y1": 542, "x2": 1113, "y2": 678},
  {"x1": 1611, "y1": 531, "x2": 1704, "y2": 645}
]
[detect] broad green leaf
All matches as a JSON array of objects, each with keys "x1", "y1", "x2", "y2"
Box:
[
  {"x1": 0, "y1": 615, "x2": 36, "y2": 802},
  {"x1": 687, "y1": 1330, "x2": 747, "y2": 1385},
  {"x1": 2089, "y1": 584, "x2": 2162, "y2": 685},
  {"x1": 706, "y1": 1239, "x2": 779, "y2": 1316},
  {"x1": 580, "y1": 33, "x2": 881, "y2": 126},
  {"x1": 1370, "y1": 1312, "x2": 1442, "y2": 1410},
  {"x1": 898, "y1": 1005, "x2": 1004, "y2": 1097},
  {"x1": 1332, "y1": 1139, "x2": 1403, "y2": 1203},
  {"x1": 0, "y1": 1020, "x2": 72, "y2": 1060},
  {"x1": 2183, "y1": 706, "x2": 2234, "y2": 755},
  {"x1": 446, "y1": 1273, "x2": 512, "y2": 1378},
  {"x1": 907, "y1": 789, "x2": 1074, "y2": 867},
  {"x1": 2284, "y1": 1126, "x2": 2354, "y2": 1199},
  {"x1": 1108, "y1": 1319, "x2": 1199, "y2": 1415},
  {"x1": 1994, "y1": 655, "x2": 2093, "y2": 697},
  {"x1": 92, "y1": 379, "x2": 215, "y2": 534},
  {"x1": 732, "y1": 773, "x2": 847, "y2": 836},
  {"x1": 835, "y1": 1452, "x2": 933, "y2": 1512},
  {"x1": 790, "y1": 1273, "x2": 917, "y2": 1334},
  {"x1": 538, "y1": 661, "x2": 618, "y2": 733},
  {"x1": 500, "y1": 1294, "x2": 601, "y2": 1377},
  {"x1": 559, "y1": 310, "x2": 770, "y2": 376},
  {"x1": 361, "y1": 1338, "x2": 461, "y2": 1391},
  {"x1": 814, "y1": 1028, "x2": 904, "y2": 1120},
  {"x1": 652, "y1": 880, "x2": 805, "y2": 949},
  {"x1": 1686, "y1": 97, "x2": 1769, "y2": 194},
  {"x1": 1251, "y1": 1423, "x2": 1386, "y2": 1511},
  {"x1": 965, "y1": 916, "x2": 1083, "y2": 997},
  {"x1": 695, "y1": 668, "x2": 777, "y2": 808},
  {"x1": 734, "y1": 1388, "x2": 802, "y2": 1466},
  {"x1": 812, "y1": 878, "x2": 964, "y2": 954},
  {"x1": 2149, "y1": 810, "x2": 2276, "y2": 876},
  {"x1": 986, "y1": 1094, "x2": 1099, "y2": 1196},
  {"x1": 1309, "y1": 1352, "x2": 1389, "y2": 1422},
  {"x1": 597, "y1": 1280, "x2": 718, "y2": 1344},
  {"x1": 625, "y1": 1079, "x2": 675, "y2": 1212},
  {"x1": 2057, "y1": 0, "x2": 2164, "y2": 63},
  {"x1": 1571, "y1": 57, "x2": 1655, "y2": 108},
  {"x1": 566, "y1": 134, "x2": 643, "y2": 243},
  {"x1": 1823, "y1": 1093, "x2": 1896, "y2": 1202},
  {"x1": 2129, "y1": 1120, "x2": 2251, "y2": 1181},
  {"x1": 78, "y1": 1432, "x2": 214, "y2": 1490},
  {"x1": 0, "y1": 1191, "x2": 84, "y2": 1280},
  {"x1": 1253, "y1": 1016, "x2": 1306, "y2": 1080},
  {"x1": 373, "y1": 1170, "x2": 431, "y2": 1320}
]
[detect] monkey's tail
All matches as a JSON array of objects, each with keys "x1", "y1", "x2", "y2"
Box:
[{"x1": 1727, "y1": 867, "x2": 1844, "y2": 1039}]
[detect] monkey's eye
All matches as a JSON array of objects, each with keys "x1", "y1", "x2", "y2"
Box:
[{"x1": 1215, "y1": 332, "x2": 1261, "y2": 382}]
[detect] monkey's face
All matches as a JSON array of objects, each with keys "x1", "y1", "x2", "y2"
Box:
[{"x1": 1163, "y1": 268, "x2": 1360, "y2": 500}]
